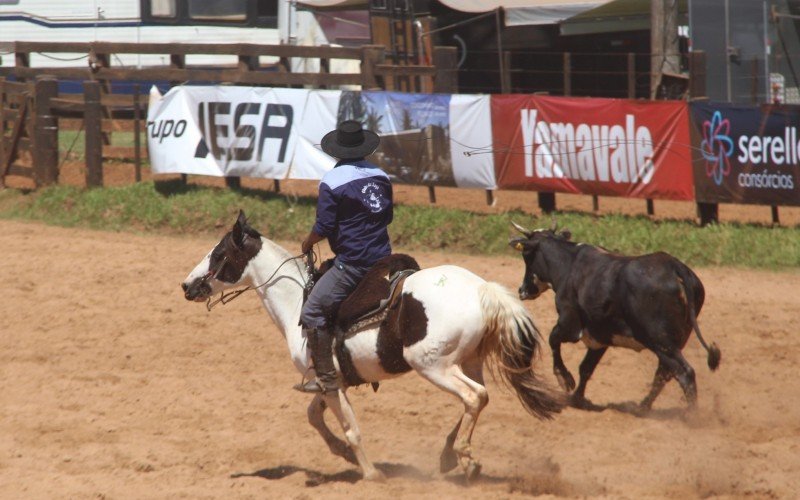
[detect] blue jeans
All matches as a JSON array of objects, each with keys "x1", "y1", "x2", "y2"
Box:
[{"x1": 300, "y1": 258, "x2": 371, "y2": 330}]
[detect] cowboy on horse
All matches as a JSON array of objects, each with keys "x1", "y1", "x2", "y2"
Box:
[{"x1": 297, "y1": 120, "x2": 393, "y2": 394}]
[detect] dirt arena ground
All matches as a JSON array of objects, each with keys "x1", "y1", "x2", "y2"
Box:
[{"x1": 1, "y1": 218, "x2": 799, "y2": 499}]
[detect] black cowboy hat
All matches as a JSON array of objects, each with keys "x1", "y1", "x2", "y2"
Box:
[{"x1": 320, "y1": 120, "x2": 380, "y2": 160}]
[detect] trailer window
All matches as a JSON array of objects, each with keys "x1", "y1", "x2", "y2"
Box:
[
  {"x1": 188, "y1": 0, "x2": 247, "y2": 22},
  {"x1": 150, "y1": 0, "x2": 176, "y2": 18},
  {"x1": 257, "y1": 0, "x2": 277, "y2": 18}
]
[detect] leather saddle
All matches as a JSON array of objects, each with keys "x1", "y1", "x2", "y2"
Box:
[
  {"x1": 311, "y1": 253, "x2": 420, "y2": 335},
  {"x1": 306, "y1": 253, "x2": 420, "y2": 391}
]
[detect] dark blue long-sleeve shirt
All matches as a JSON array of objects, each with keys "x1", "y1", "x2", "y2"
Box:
[{"x1": 312, "y1": 160, "x2": 393, "y2": 267}]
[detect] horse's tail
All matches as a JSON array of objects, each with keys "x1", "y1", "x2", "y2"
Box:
[{"x1": 478, "y1": 282, "x2": 565, "y2": 420}]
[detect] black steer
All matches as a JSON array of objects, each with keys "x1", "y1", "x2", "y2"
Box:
[{"x1": 510, "y1": 222, "x2": 720, "y2": 412}]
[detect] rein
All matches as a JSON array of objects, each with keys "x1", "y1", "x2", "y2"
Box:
[{"x1": 205, "y1": 251, "x2": 317, "y2": 311}]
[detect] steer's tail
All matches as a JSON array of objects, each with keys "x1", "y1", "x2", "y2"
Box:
[
  {"x1": 677, "y1": 268, "x2": 721, "y2": 371},
  {"x1": 478, "y1": 282, "x2": 565, "y2": 420}
]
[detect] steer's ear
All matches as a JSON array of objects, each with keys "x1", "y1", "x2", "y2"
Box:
[
  {"x1": 558, "y1": 230, "x2": 572, "y2": 241},
  {"x1": 509, "y1": 237, "x2": 536, "y2": 252}
]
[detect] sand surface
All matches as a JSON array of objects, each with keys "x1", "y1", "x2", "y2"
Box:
[{"x1": 1, "y1": 219, "x2": 799, "y2": 499}]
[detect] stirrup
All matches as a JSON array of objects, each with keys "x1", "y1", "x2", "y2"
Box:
[{"x1": 293, "y1": 378, "x2": 339, "y2": 394}]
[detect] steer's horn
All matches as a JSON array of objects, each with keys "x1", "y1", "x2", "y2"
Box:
[
  {"x1": 511, "y1": 220, "x2": 533, "y2": 238},
  {"x1": 550, "y1": 215, "x2": 558, "y2": 232}
]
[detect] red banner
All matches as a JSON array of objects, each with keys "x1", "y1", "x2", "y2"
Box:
[{"x1": 492, "y1": 95, "x2": 694, "y2": 200}]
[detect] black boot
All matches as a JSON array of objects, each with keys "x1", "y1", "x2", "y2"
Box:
[{"x1": 295, "y1": 327, "x2": 340, "y2": 394}]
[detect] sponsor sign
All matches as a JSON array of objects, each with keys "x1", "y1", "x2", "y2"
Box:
[
  {"x1": 690, "y1": 102, "x2": 800, "y2": 205},
  {"x1": 491, "y1": 95, "x2": 694, "y2": 200},
  {"x1": 147, "y1": 86, "x2": 497, "y2": 188},
  {"x1": 147, "y1": 86, "x2": 309, "y2": 179}
]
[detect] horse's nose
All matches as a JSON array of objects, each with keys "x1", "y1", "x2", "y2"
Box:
[{"x1": 181, "y1": 282, "x2": 188, "y2": 292}]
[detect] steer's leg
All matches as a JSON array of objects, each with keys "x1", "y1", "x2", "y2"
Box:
[
  {"x1": 654, "y1": 350, "x2": 697, "y2": 409},
  {"x1": 571, "y1": 347, "x2": 607, "y2": 409},
  {"x1": 307, "y1": 394, "x2": 357, "y2": 464},
  {"x1": 322, "y1": 390, "x2": 384, "y2": 481},
  {"x1": 671, "y1": 352, "x2": 697, "y2": 408},
  {"x1": 639, "y1": 360, "x2": 672, "y2": 411},
  {"x1": 549, "y1": 311, "x2": 582, "y2": 392}
]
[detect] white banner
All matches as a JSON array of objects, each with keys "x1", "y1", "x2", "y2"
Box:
[
  {"x1": 147, "y1": 86, "x2": 310, "y2": 178},
  {"x1": 450, "y1": 94, "x2": 497, "y2": 189},
  {"x1": 146, "y1": 85, "x2": 497, "y2": 189},
  {"x1": 290, "y1": 89, "x2": 341, "y2": 179}
]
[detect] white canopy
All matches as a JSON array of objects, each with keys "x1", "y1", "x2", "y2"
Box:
[
  {"x1": 435, "y1": 1, "x2": 614, "y2": 26},
  {"x1": 298, "y1": 0, "x2": 614, "y2": 26}
]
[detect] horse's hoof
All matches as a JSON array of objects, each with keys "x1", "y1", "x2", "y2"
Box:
[
  {"x1": 439, "y1": 448, "x2": 459, "y2": 473},
  {"x1": 363, "y1": 469, "x2": 386, "y2": 482},
  {"x1": 464, "y1": 460, "x2": 482, "y2": 484}
]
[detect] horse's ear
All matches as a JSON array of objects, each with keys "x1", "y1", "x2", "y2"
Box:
[{"x1": 232, "y1": 210, "x2": 247, "y2": 247}]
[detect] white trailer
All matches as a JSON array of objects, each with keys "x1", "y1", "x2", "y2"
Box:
[{"x1": 0, "y1": 0, "x2": 359, "y2": 70}]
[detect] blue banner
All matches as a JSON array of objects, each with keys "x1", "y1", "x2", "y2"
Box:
[{"x1": 690, "y1": 102, "x2": 800, "y2": 205}]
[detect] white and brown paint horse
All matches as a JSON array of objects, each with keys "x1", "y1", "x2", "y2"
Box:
[{"x1": 181, "y1": 211, "x2": 563, "y2": 481}]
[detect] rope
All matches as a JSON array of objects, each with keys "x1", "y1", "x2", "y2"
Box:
[
  {"x1": 205, "y1": 252, "x2": 313, "y2": 311},
  {"x1": 34, "y1": 52, "x2": 89, "y2": 62}
]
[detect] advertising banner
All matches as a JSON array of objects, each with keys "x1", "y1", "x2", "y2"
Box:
[
  {"x1": 147, "y1": 86, "x2": 309, "y2": 179},
  {"x1": 147, "y1": 86, "x2": 497, "y2": 188},
  {"x1": 332, "y1": 91, "x2": 495, "y2": 188},
  {"x1": 690, "y1": 102, "x2": 800, "y2": 205},
  {"x1": 491, "y1": 95, "x2": 694, "y2": 200}
]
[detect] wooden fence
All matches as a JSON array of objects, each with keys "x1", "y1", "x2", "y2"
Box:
[
  {"x1": 0, "y1": 42, "x2": 457, "y2": 189},
  {"x1": 0, "y1": 41, "x2": 456, "y2": 92}
]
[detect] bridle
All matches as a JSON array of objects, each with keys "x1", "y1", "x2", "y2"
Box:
[{"x1": 203, "y1": 250, "x2": 317, "y2": 311}]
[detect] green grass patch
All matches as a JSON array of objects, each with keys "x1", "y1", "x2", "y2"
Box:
[{"x1": 0, "y1": 182, "x2": 798, "y2": 269}]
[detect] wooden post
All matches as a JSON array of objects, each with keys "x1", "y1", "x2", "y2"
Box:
[
  {"x1": 83, "y1": 80, "x2": 103, "y2": 187},
  {"x1": 627, "y1": 52, "x2": 636, "y2": 98},
  {"x1": 428, "y1": 185, "x2": 436, "y2": 203},
  {"x1": 689, "y1": 51, "x2": 717, "y2": 224},
  {"x1": 689, "y1": 51, "x2": 707, "y2": 99},
  {"x1": 225, "y1": 176, "x2": 241, "y2": 190},
  {"x1": 319, "y1": 45, "x2": 330, "y2": 90},
  {"x1": 14, "y1": 50, "x2": 30, "y2": 82},
  {"x1": 646, "y1": 198, "x2": 655, "y2": 216},
  {"x1": 361, "y1": 45, "x2": 386, "y2": 90},
  {"x1": 563, "y1": 52, "x2": 571, "y2": 96},
  {"x1": 538, "y1": 192, "x2": 556, "y2": 213},
  {"x1": 650, "y1": 0, "x2": 680, "y2": 99},
  {"x1": 499, "y1": 51, "x2": 512, "y2": 94},
  {"x1": 133, "y1": 83, "x2": 142, "y2": 182},
  {"x1": 433, "y1": 46, "x2": 458, "y2": 93},
  {"x1": 697, "y1": 202, "x2": 718, "y2": 226},
  {"x1": 170, "y1": 53, "x2": 187, "y2": 187},
  {"x1": 0, "y1": 77, "x2": 6, "y2": 177},
  {"x1": 274, "y1": 179, "x2": 281, "y2": 193},
  {"x1": 771, "y1": 206, "x2": 780, "y2": 225},
  {"x1": 592, "y1": 195, "x2": 599, "y2": 212},
  {"x1": 486, "y1": 189, "x2": 494, "y2": 206},
  {"x1": 33, "y1": 75, "x2": 59, "y2": 187}
]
